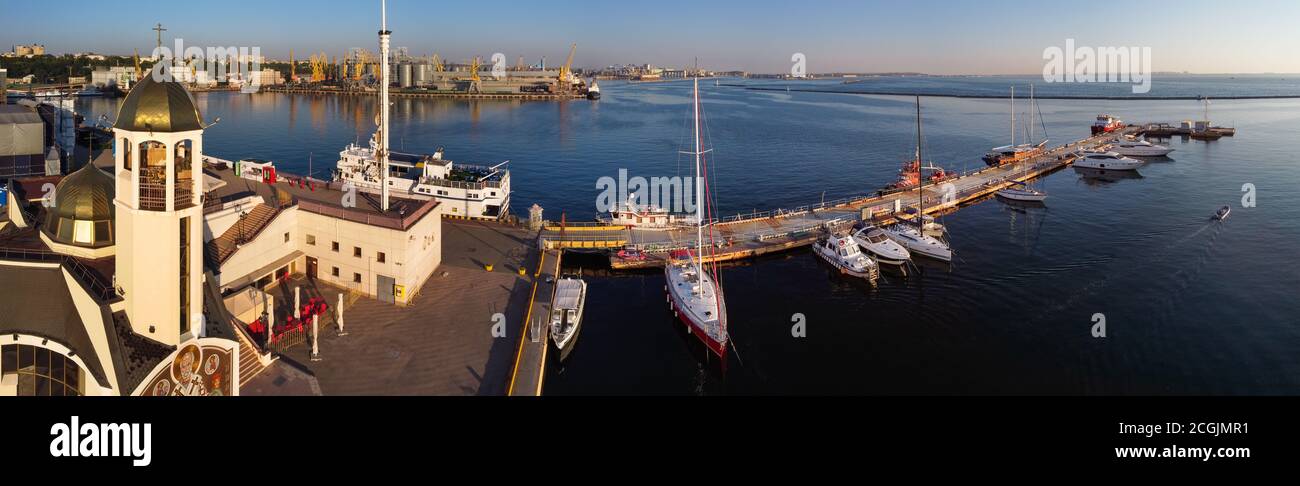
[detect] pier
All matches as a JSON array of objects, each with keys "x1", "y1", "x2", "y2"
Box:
[
  {"x1": 539, "y1": 127, "x2": 1139, "y2": 269},
  {"x1": 507, "y1": 249, "x2": 562, "y2": 396}
]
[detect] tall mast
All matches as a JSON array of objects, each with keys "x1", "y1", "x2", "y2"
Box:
[
  {"x1": 916, "y1": 95, "x2": 924, "y2": 223},
  {"x1": 693, "y1": 77, "x2": 704, "y2": 275},
  {"x1": 1010, "y1": 86, "x2": 1016, "y2": 147},
  {"x1": 1029, "y1": 84, "x2": 1035, "y2": 144},
  {"x1": 379, "y1": 0, "x2": 392, "y2": 211}
]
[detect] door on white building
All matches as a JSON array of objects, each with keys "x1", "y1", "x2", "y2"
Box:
[{"x1": 377, "y1": 275, "x2": 396, "y2": 304}]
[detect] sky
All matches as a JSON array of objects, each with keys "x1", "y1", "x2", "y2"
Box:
[{"x1": 3, "y1": 0, "x2": 1299, "y2": 74}]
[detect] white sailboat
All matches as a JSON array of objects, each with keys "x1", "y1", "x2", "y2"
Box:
[
  {"x1": 984, "y1": 85, "x2": 1048, "y2": 167},
  {"x1": 996, "y1": 181, "x2": 1048, "y2": 202},
  {"x1": 885, "y1": 96, "x2": 954, "y2": 263},
  {"x1": 665, "y1": 78, "x2": 729, "y2": 361}
]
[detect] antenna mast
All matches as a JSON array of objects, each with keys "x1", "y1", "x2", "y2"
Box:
[{"x1": 378, "y1": 0, "x2": 392, "y2": 211}]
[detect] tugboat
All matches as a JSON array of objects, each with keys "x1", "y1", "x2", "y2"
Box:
[
  {"x1": 586, "y1": 81, "x2": 601, "y2": 100},
  {"x1": 1091, "y1": 114, "x2": 1125, "y2": 135},
  {"x1": 814, "y1": 234, "x2": 880, "y2": 281},
  {"x1": 549, "y1": 276, "x2": 589, "y2": 362}
]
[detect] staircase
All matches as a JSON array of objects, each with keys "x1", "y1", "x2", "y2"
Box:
[
  {"x1": 236, "y1": 331, "x2": 268, "y2": 389},
  {"x1": 206, "y1": 204, "x2": 278, "y2": 265},
  {"x1": 201, "y1": 269, "x2": 272, "y2": 391}
]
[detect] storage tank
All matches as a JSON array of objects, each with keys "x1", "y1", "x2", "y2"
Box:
[
  {"x1": 399, "y1": 64, "x2": 413, "y2": 88},
  {"x1": 413, "y1": 64, "x2": 431, "y2": 86}
]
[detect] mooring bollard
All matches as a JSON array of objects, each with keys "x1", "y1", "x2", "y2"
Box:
[{"x1": 485, "y1": 264, "x2": 495, "y2": 272}]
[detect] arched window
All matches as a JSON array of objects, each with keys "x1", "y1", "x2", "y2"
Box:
[
  {"x1": 1, "y1": 344, "x2": 83, "y2": 396},
  {"x1": 122, "y1": 138, "x2": 132, "y2": 171},
  {"x1": 138, "y1": 141, "x2": 168, "y2": 211},
  {"x1": 174, "y1": 140, "x2": 194, "y2": 209}
]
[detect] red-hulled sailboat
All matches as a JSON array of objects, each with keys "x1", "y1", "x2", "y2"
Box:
[{"x1": 665, "y1": 78, "x2": 729, "y2": 362}]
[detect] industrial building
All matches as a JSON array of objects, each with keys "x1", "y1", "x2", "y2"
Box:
[{"x1": 0, "y1": 104, "x2": 47, "y2": 179}]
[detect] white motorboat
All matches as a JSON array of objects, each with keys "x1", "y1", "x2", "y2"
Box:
[
  {"x1": 664, "y1": 78, "x2": 729, "y2": 362},
  {"x1": 813, "y1": 234, "x2": 879, "y2": 281},
  {"x1": 996, "y1": 181, "x2": 1048, "y2": 202},
  {"x1": 1073, "y1": 151, "x2": 1144, "y2": 171},
  {"x1": 1214, "y1": 206, "x2": 1232, "y2": 221},
  {"x1": 853, "y1": 225, "x2": 911, "y2": 265},
  {"x1": 549, "y1": 276, "x2": 588, "y2": 362},
  {"x1": 1109, "y1": 138, "x2": 1174, "y2": 157},
  {"x1": 884, "y1": 223, "x2": 953, "y2": 262}
]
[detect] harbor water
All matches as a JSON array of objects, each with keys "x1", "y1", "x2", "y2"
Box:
[{"x1": 75, "y1": 76, "x2": 1300, "y2": 395}]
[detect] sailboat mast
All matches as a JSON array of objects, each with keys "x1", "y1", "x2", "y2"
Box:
[
  {"x1": 916, "y1": 95, "x2": 924, "y2": 222},
  {"x1": 1029, "y1": 84, "x2": 1035, "y2": 144},
  {"x1": 693, "y1": 78, "x2": 704, "y2": 275},
  {"x1": 1011, "y1": 86, "x2": 1016, "y2": 147}
]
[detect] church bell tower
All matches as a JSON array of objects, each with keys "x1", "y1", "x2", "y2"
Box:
[{"x1": 111, "y1": 70, "x2": 207, "y2": 346}]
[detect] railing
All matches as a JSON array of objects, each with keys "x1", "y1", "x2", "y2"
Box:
[
  {"x1": 138, "y1": 166, "x2": 167, "y2": 211},
  {"x1": 421, "y1": 176, "x2": 505, "y2": 191},
  {"x1": 174, "y1": 177, "x2": 195, "y2": 210},
  {"x1": 0, "y1": 247, "x2": 120, "y2": 302}
]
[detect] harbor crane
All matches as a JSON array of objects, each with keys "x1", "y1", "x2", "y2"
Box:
[{"x1": 558, "y1": 43, "x2": 578, "y2": 89}]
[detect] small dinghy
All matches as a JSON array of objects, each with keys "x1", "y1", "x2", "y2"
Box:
[{"x1": 1214, "y1": 206, "x2": 1231, "y2": 221}]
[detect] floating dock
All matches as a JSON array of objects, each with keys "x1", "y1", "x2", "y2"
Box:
[{"x1": 539, "y1": 128, "x2": 1140, "y2": 269}]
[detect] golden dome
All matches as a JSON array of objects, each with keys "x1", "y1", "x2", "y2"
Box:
[
  {"x1": 43, "y1": 163, "x2": 116, "y2": 248},
  {"x1": 113, "y1": 68, "x2": 205, "y2": 133}
]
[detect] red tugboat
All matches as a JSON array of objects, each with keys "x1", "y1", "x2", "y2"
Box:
[
  {"x1": 887, "y1": 158, "x2": 952, "y2": 191},
  {"x1": 1091, "y1": 114, "x2": 1125, "y2": 135}
]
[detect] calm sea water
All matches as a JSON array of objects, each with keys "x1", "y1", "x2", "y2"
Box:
[{"x1": 77, "y1": 75, "x2": 1300, "y2": 395}]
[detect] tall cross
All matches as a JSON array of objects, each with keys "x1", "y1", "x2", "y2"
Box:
[{"x1": 153, "y1": 23, "x2": 167, "y2": 50}]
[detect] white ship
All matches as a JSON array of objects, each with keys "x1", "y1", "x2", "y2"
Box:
[
  {"x1": 334, "y1": 141, "x2": 512, "y2": 220},
  {"x1": 330, "y1": 0, "x2": 511, "y2": 221}
]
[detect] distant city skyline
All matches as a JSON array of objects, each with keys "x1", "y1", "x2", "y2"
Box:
[{"x1": 3, "y1": 0, "x2": 1299, "y2": 74}]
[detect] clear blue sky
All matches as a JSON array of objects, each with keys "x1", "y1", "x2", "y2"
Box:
[{"x1": 4, "y1": 0, "x2": 1298, "y2": 74}]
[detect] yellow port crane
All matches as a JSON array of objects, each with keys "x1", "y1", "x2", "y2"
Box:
[
  {"x1": 558, "y1": 43, "x2": 578, "y2": 91},
  {"x1": 469, "y1": 56, "x2": 482, "y2": 83},
  {"x1": 310, "y1": 53, "x2": 328, "y2": 83},
  {"x1": 432, "y1": 54, "x2": 444, "y2": 72}
]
